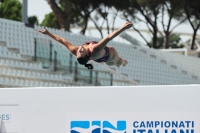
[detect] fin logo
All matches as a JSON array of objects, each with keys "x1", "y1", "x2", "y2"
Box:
[{"x1": 70, "y1": 120, "x2": 126, "y2": 133}]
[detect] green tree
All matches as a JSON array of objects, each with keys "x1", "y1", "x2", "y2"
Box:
[
  {"x1": 91, "y1": 7, "x2": 118, "y2": 37},
  {"x1": 160, "y1": 0, "x2": 186, "y2": 49},
  {"x1": 88, "y1": 0, "x2": 130, "y2": 38},
  {"x1": 149, "y1": 33, "x2": 184, "y2": 49},
  {"x1": 125, "y1": 0, "x2": 166, "y2": 48},
  {"x1": 28, "y1": 15, "x2": 39, "y2": 25},
  {"x1": 0, "y1": 0, "x2": 22, "y2": 21},
  {"x1": 182, "y1": 0, "x2": 200, "y2": 50},
  {"x1": 46, "y1": 0, "x2": 98, "y2": 33},
  {"x1": 46, "y1": 0, "x2": 71, "y2": 31},
  {"x1": 71, "y1": 0, "x2": 99, "y2": 34},
  {"x1": 123, "y1": 0, "x2": 186, "y2": 49},
  {"x1": 41, "y1": 12, "x2": 60, "y2": 29},
  {"x1": 46, "y1": 0, "x2": 124, "y2": 35}
]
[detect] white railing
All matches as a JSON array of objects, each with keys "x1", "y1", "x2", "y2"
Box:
[{"x1": 159, "y1": 48, "x2": 188, "y2": 55}]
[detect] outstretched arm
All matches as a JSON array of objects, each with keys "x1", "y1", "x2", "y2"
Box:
[
  {"x1": 38, "y1": 27, "x2": 78, "y2": 55},
  {"x1": 93, "y1": 22, "x2": 133, "y2": 53}
]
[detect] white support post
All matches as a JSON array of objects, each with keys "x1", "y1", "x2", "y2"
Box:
[{"x1": 0, "y1": 119, "x2": 2, "y2": 133}]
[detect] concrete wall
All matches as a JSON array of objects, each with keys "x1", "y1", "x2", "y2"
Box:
[{"x1": 0, "y1": 85, "x2": 200, "y2": 133}]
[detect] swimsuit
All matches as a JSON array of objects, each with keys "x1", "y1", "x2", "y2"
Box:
[{"x1": 85, "y1": 41, "x2": 110, "y2": 63}]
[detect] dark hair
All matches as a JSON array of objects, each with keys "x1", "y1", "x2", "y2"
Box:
[{"x1": 77, "y1": 56, "x2": 93, "y2": 69}]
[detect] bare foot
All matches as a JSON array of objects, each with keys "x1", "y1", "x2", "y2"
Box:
[
  {"x1": 122, "y1": 60, "x2": 128, "y2": 67},
  {"x1": 116, "y1": 64, "x2": 120, "y2": 68}
]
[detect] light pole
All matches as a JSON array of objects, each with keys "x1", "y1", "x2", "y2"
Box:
[{"x1": 22, "y1": 0, "x2": 28, "y2": 24}]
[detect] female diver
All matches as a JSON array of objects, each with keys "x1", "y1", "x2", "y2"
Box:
[{"x1": 38, "y1": 21, "x2": 133, "y2": 69}]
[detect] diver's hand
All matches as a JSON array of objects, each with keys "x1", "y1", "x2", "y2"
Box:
[
  {"x1": 123, "y1": 22, "x2": 133, "y2": 29},
  {"x1": 38, "y1": 27, "x2": 49, "y2": 34}
]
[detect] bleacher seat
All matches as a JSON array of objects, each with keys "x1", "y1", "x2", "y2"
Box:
[{"x1": 0, "y1": 18, "x2": 200, "y2": 86}]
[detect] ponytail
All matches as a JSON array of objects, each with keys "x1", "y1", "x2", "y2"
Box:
[
  {"x1": 77, "y1": 57, "x2": 94, "y2": 70},
  {"x1": 85, "y1": 64, "x2": 93, "y2": 69}
]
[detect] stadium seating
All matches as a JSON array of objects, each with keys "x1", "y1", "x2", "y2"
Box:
[{"x1": 0, "y1": 18, "x2": 199, "y2": 87}]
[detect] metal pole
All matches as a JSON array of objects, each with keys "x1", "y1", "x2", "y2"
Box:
[
  {"x1": 89, "y1": 69, "x2": 92, "y2": 84},
  {"x1": 34, "y1": 38, "x2": 36, "y2": 61},
  {"x1": 22, "y1": 0, "x2": 28, "y2": 24},
  {"x1": 95, "y1": 71, "x2": 98, "y2": 86},
  {"x1": 74, "y1": 62, "x2": 78, "y2": 82},
  {"x1": 50, "y1": 42, "x2": 52, "y2": 62},
  {"x1": 54, "y1": 51, "x2": 57, "y2": 71},
  {"x1": 110, "y1": 74, "x2": 113, "y2": 86},
  {"x1": 69, "y1": 54, "x2": 72, "y2": 73}
]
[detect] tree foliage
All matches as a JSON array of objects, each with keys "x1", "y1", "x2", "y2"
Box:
[
  {"x1": 0, "y1": 0, "x2": 22, "y2": 21},
  {"x1": 41, "y1": 12, "x2": 60, "y2": 29},
  {"x1": 160, "y1": 0, "x2": 186, "y2": 49},
  {"x1": 0, "y1": 0, "x2": 39, "y2": 26},
  {"x1": 182, "y1": 0, "x2": 200, "y2": 50},
  {"x1": 46, "y1": 0, "x2": 71, "y2": 31},
  {"x1": 122, "y1": 0, "x2": 187, "y2": 49},
  {"x1": 46, "y1": 0, "x2": 128, "y2": 36},
  {"x1": 28, "y1": 15, "x2": 39, "y2": 25},
  {"x1": 90, "y1": 0, "x2": 130, "y2": 38},
  {"x1": 124, "y1": 0, "x2": 166, "y2": 48},
  {"x1": 2, "y1": 0, "x2": 200, "y2": 51},
  {"x1": 149, "y1": 33, "x2": 184, "y2": 49},
  {"x1": 46, "y1": 0, "x2": 99, "y2": 32},
  {"x1": 70, "y1": 0, "x2": 100, "y2": 34}
]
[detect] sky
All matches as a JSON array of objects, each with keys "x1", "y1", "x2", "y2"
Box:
[{"x1": 23, "y1": 0, "x2": 200, "y2": 44}]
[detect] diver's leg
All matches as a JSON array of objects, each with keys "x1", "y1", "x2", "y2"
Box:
[
  {"x1": 110, "y1": 47, "x2": 128, "y2": 66},
  {"x1": 105, "y1": 62, "x2": 115, "y2": 66},
  {"x1": 115, "y1": 57, "x2": 128, "y2": 66}
]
